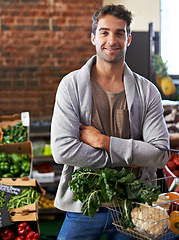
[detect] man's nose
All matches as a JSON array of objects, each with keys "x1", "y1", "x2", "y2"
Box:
[{"x1": 107, "y1": 34, "x2": 117, "y2": 45}]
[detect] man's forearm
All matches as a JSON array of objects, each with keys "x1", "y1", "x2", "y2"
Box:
[{"x1": 80, "y1": 123, "x2": 110, "y2": 152}]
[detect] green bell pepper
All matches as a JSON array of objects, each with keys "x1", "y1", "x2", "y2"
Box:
[
  {"x1": 0, "y1": 152, "x2": 9, "y2": 162},
  {"x1": 10, "y1": 164, "x2": 20, "y2": 175},
  {"x1": 10, "y1": 153, "x2": 22, "y2": 165},
  {"x1": 2, "y1": 173, "x2": 14, "y2": 178},
  {"x1": 21, "y1": 153, "x2": 31, "y2": 162},
  {"x1": 20, "y1": 161, "x2": 31, "y2": 173},
  {"x1": 19, "y1": 172, "x2": 29, "y2": 177},
  {"x1": 0, "y1": 162, "x2": 10, "y2": 173}
]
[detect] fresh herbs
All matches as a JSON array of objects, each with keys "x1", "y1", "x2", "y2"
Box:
[{"x1": 69, "y1": 167, "x2": 161, "y2": 229}]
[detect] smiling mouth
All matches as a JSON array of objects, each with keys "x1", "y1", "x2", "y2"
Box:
[{"x1": 104, "y1": 47, "x2": 120, "y2": 51}]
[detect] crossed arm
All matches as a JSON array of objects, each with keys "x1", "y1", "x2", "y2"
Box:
[{"x1": 80, "y1": 123, "x2": 139, "y2": 168}]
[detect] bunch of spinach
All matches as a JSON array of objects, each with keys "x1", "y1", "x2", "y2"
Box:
[{"x1": 69, "y1": 167, "x2": 161, "y2": 229}]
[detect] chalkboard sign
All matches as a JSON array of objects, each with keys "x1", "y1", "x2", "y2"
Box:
[{"x1": 0, "y1": 184, "x2": 22, "y2": 228}]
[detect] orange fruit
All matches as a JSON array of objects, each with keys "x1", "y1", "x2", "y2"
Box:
[{"x1": 166, "y1": 192, "x2": 179, "y2": 203}]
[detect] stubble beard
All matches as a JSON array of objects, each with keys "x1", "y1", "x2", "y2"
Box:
[{"x1": 97, "y1": 48, "x2": 126, "y2": 64}]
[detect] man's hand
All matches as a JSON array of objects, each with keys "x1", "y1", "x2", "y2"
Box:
[{"x1": 80, "y1": 123, "x2": 110, "y2": 152}]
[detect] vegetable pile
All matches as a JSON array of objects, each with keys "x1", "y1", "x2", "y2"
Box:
[
  {"x1": 0, "y1": 152, "x2": 31, "y2": 178},
  {"x1": 0, "y1": 222, "x2": 40, "y2": 240},
  {"x1": 1, "y1": 122, "x2": 28, "y2": 144},
  {"x1": 167, "y1": 151, "x2": 179, "y2": 177},
  {"x1": 0, "y1": 187, "x2": 41, "y2": 209},
  {"x1": 69, "y1": 167, "x2": 161, "y2": 229}
]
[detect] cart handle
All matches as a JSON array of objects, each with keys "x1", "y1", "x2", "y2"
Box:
[{"x1": 158, "y1": 147, "x2": 179, "y2": 153}]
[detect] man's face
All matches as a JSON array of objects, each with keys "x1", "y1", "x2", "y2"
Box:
[{"x1": 91, "y1": 14, "x2": 132, "y2": 64}]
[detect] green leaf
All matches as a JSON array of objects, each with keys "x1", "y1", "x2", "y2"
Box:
[
  {"x1": 82, "y1": 190, "x2": 101, "y2": 218},
  {"x1": 121, "y1": 199, "x2": 134, "y2": 229}
]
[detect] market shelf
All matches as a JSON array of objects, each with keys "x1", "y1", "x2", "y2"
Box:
[
  {"x1": 38, "y1": 207, "x2": 64, "y2": 215},
  {"x1": 33, "y1": 155, "x2": 53, "y2": 163}
]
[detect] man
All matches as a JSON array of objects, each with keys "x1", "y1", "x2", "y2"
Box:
[{"x1": 51, "y1": 4, "x2": 170, "y2": 240}]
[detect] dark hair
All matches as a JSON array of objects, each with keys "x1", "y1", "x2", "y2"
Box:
[{"x1": 92, "y1": 4, "x2": 133, "y2": 36}]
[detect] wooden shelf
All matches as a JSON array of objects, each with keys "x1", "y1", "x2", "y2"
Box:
[
  {"x1": 38, "y1": 207, "x2": 64, "y2": 215},
  {"x1": 30, "y1": 132, "x2": 50, "y2": 137},
  {"x1": 33, "y1": 155, "x2": 53, "y2": 163},
  {"x1": 39, "y1": 181, "x2": 59, "y2": 188}
]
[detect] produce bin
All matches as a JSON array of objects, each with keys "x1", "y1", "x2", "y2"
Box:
[
  {"x1": 0, "y1": 220, "x2": 40, "y2": 238},
  {"x1": 0, "y1": 177, "x2": 45, "y2": 194},
  {"x1": 0, "y1": 141, "x2": 33, "y2": 178},
  {"x1": 0, "y1": 112, "x2": 30, "y2": 143},
  {"x1": 0, "y1": 178, "x2": 45, "y2": 230},
  {"x1": 9, "y1": 203, "x2": 38, "y2": 222}
]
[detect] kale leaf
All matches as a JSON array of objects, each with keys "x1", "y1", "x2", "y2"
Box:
[{"x1": 69, "y1": 167, "x2": 161, "y2": 229}]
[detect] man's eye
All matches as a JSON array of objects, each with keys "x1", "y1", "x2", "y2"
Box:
[
  {"x1": 101, "y1": 31, "x2": 108, "y2": 35},
  {"x1": 116, "y1": 32, "x2": 123, "y2": 36}
]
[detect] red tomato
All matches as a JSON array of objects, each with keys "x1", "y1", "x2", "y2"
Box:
[
  {"x1": 167, "y1": 161, "x2": 176, "y2": 171},
  {"x1": 173, "y1": 156, "x2": 179, "y2": 168},
  {"x1": 168, "y1": 153, "x2": 174, "y2": 161},
  {"x1": 172, "y1": 169, "x2": 179, "y2": 177}
]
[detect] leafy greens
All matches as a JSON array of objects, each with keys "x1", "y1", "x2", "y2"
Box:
[{"x1": 69, "y1": 167, "x2": 161, "y2": 229}]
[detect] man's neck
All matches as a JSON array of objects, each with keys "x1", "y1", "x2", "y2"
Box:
[{"x1": 93, "y1": 59, "x2": 125, "y2": 93}]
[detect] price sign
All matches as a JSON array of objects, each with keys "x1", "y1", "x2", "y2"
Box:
[{"x1": 0, "y1": 184, "x2": 22, "y2": 228}]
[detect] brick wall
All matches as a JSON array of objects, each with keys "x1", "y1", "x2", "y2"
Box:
[{"x1": 0, "y1": 0, "x2": 102, "y2": 120}]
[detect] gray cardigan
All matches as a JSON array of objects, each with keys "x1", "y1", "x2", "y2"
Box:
[{"x1": 51, "y1": 56, "x2": 169, "y2": 212}]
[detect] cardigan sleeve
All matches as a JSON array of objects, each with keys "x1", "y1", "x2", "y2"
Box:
[
  {"x1": 110, "y1": 79, "x2": 170, "y2": 169},
  {"x1": 51, "y1": 74, "x2": 111, "y2": 169}
]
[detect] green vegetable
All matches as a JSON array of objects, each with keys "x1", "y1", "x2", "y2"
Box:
[
  {"x1": 10, "y1": 153, "x2": 22, "y2": 165},
  {"x1": 0, "y1": 191, "x2": 6, "y2": 208},
  {"x1": 10, "y1": 164, "x2": 20, "y2": 175},
  {"x1": 20, "y1": 161, "x2": 31, "y2": 173},
  {"x1": 0, "y1": 169, "x2": 2, "y2": 177},
  {"x1": 2, "y1": 173, "x2": 14, "y2": 178},
  {"x1": 7, "y1": 187, "x2": 41, "y2": 209},
  {"x1": 0, "y1": 187, "x2": 41, "y2": 209},
  {"x1": 69, "y1": 167, "x2": 161, "y2": 229},
  {"x1": 0, "y1": 162, "x2": 10, "y2": 173},
  {"x1": 0, "y1": 152, "x2": 9, "y2": 162},
  {"x1": 21, "y1": 153, "x2": 31, "y2": 162},
  {"x1": 1, "y1": 122, "x2": 28, "y2": 144},
  {"x1": 19, "y1": 172, "x2": 29, "y2": 177}
]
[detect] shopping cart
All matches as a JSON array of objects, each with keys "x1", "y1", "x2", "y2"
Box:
[{"x1": 106, "y1": 176, "x2": 179, "y2": 240}]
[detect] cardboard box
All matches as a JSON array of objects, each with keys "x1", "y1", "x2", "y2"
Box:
[
  {"x1": 0, "y1": 112, "x2": 30, "y2": 142},
  {"x1": 9, "y1": 203, "x2": 38, "y2": 222},
  {"x1": 0, "y1": 177, "x2": 46, "y2": 195},
  {"x1": 0, "y1": 220, "x2": 40, "y2": 237},
  {"x1": 0, "y1": 141, "x2": 33, "y2": 177},
  {"x1": 0, "y1": 178, "x2": 45, "y2": 229}
]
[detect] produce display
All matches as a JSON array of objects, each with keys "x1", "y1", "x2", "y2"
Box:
[
  {"x1": 166, "y1": 151, "x2": 179, "y2": 177},
  {"x1": 0, "y1": 187, "x2": 41, "y2": 209},
  {"x1": 69, "y1": 167, "x2": 160, "y2": 229},
  {"x1": 0, "y1": 222, "x2": 39, "y2": 240},
  {"x1": 152, "y1": 55, "x2": 177, "y2": 97},
  {"x1": 1, "y1": 122, "x2": 28, "y2": 144},
  {"x1": 0, "y1": 152, "x2": 31, "y2": 178},
  {"x1": 39, "y1": 196, "x2": 55, "y2": 209}
]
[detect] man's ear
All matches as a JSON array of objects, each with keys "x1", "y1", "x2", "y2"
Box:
[
  {"x1": 127, "y1": 34, "x2": 132, "y2": 47},
  {"x1": 91, "y1": 33, "x2": 96, "y2": 46}
]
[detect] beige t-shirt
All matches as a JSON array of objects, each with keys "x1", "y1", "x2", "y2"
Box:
[
  {"x1": 91, "y1": 73, "x2": 130, "y2": 139},
  {"x1": 91, "y1": 72, "x2": 139, "y2": 176}
]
